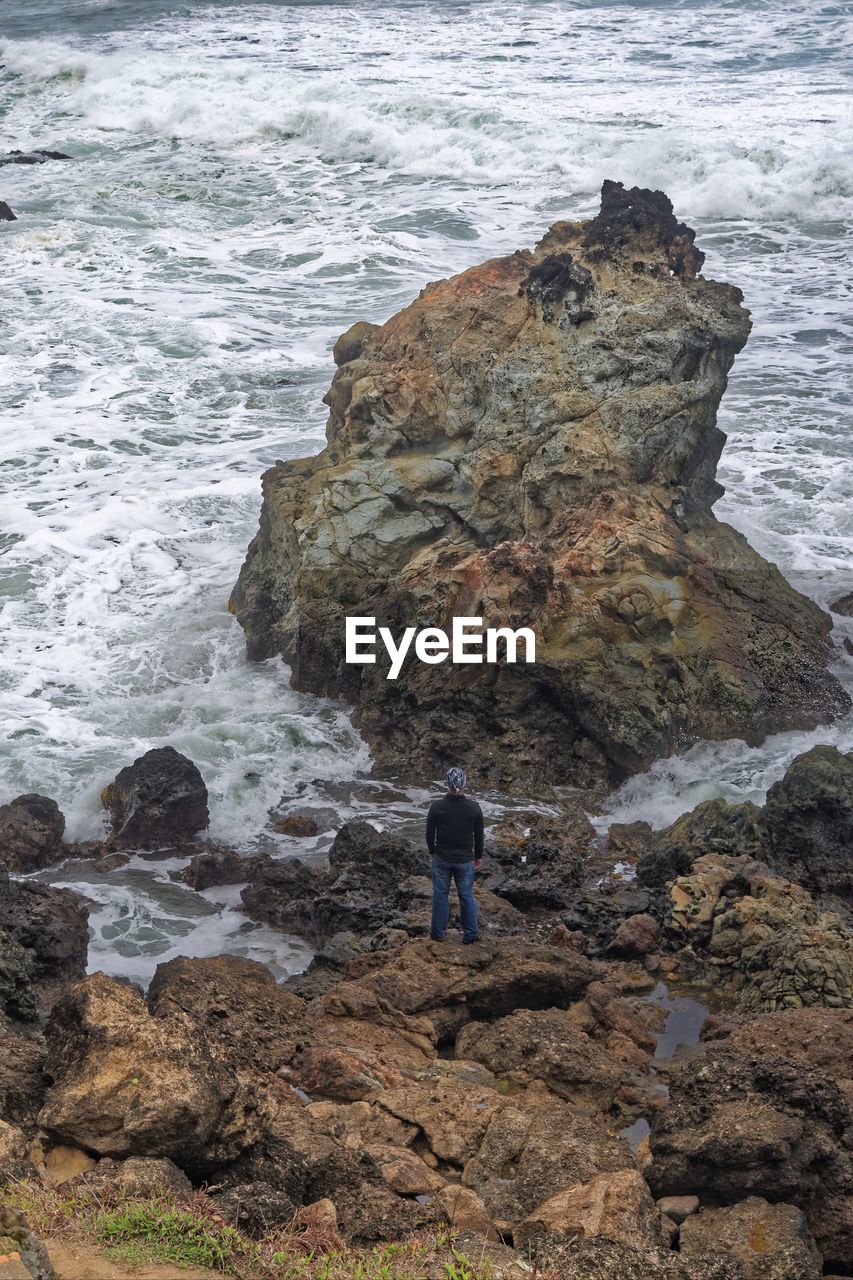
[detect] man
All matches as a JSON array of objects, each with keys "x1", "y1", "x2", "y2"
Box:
[{"x1": 426, "y1": 766, "x2": 484, "y2": 943}]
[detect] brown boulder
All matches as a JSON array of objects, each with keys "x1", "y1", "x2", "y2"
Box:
[
  {"x1": 517, "y1": 1168, "x2": 663, "y2": 1251},
  {"x1": 679, "y1": 1197, "x2": 823, "y2": 1280},
  {"x1": 147, "y1": 953, "x2": 308, "y2": 1075},
  {"x1": 608, "y1": 913, "x2": 661, "y2": 957},
  {"x1": 231, "y1": 181, "x2": 847, "y2": 792},
  {"x1": 38, "y1": 972, "x2": 254, "y2": 1172},
  {"x1": 461, "y1": 1088, "x2": 633, "y2": 1225},
  {"x1": 455, "y1": 1007, "x2": 625, "y2": 1110}
]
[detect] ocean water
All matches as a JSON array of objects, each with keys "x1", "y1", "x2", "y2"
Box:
[{"x1": 1, "y1": 0, "x2": 851, "y2": 981}]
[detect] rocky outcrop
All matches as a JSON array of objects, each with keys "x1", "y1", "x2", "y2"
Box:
[
  {"x1": 38, "y1": 972, "x2": 257, "y2": 1173},
  {"x1": 231, "y1": 180, "x2": 848, "y2": 790},
  {"x1": 516, "y1": 1167, "x2": 663, "y2": 1252},
  {"x1": 0, "y1": 795, "x2": 64, "y2": 873},
  {"x1": 0, "y1": 200, "x2": 16, "y2": 221},
  {"x1": 762, "y1": 745, "x2": 853, "y2": 904},
  {"x1": 678, "y1": 1197, "x2": 823, "y2": 1280},
  {"x1": 0, "y1": 869, "x2": 88, "y2": 1018},
  {"x1": 100, "y1": 745, "x2": 209, "y2": 848},
  {"x1": 646, "y1": 1046, "x2": 852, "y2": 1266},
  {"x1": 665, "y1": 852, "x2": 852, "y2": 1010}
]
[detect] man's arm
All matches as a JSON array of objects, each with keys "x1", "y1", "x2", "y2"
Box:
[
  {"x1": 473, "y1": 805, "x2": 484, "y2": 860},
  {"x1": 426, "y1": 803, "x2": 436, "y2": 855}
]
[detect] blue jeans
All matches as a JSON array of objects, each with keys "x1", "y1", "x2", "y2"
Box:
[{"x1": 431, "y1": 855, "x2": 479, "y2": 941}]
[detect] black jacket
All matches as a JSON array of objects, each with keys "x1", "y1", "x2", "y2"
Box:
[{"x1": 426, "y1": 794, "x2": 484, "y2": 864}]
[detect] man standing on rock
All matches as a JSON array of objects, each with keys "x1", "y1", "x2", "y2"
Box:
[{"x1": 427, "y1": 767, "x2": 483, "y2": 944}]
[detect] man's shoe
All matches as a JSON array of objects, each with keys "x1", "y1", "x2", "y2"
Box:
[
  {"x1": 462, "y1": 934, "x2": 481, "y2": 945},
  {"x1": 430, "y1": 932, "x2": 444, "y2": 942}
]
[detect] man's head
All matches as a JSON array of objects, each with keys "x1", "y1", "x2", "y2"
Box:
[{"x1": 445, "y1": 766, "x2": 467, "y2": 794}]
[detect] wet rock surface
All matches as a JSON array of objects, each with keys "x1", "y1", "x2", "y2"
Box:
[
  {"x1": 0, "y1": 795, "x2": 66, "y2": 874},
  {"x1": 100, "y1": 745, "x2": 209, "y2": 848},
  {"x1": 231, "y1": 181, "x2": 847, "y2": 790}
]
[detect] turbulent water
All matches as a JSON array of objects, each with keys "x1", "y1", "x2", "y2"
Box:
[{"x1": 1, "y1": 0, "x2": 851, "y2": 982}]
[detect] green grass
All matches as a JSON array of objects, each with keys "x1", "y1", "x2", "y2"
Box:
[{"x1": 1, "y1": 1180, "x2": 500, "y2": 1279}]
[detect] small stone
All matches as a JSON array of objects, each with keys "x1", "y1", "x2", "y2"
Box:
[{"x1": 656, "y1": 1194, "x2": 700, "y2": 1224}]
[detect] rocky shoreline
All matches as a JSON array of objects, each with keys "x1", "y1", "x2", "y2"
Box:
[
  {"x1": 1, "y1": 187, "x2": 852, "y2": 1279},
  {"x1": 0, "y1": 733, "x2": 851, "y2": 1277}
]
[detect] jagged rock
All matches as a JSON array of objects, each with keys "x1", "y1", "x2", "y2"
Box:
[
  {"x1": 666, "y1": 853, "x2": 853, "y2": 1009},
  {"x1": 216, "y1": 1085, "x2": 439, "y2": 1242},
  {"x1": 559, "y1": 881, "x2": 655, "y2": 955},
  {"x1": 461, "y1": 1087, "x2": 633, "y2": 1225},
  {"x1": 241, "y1": 821, "x2": 428, "y2": 944},
  {"x1": 455, "y1": 1007, "x2": 625, "y2": 1110},
  {"x1": 707, "y1": 1007, "x2": 853, "y2": 1108},
  {"x1": 147, "y1": 953, "x2": 309, "y2": 1076},
  {"x1": 100, "y1": 746, "x2": 209, "y2": 848},
  {"x1": 646, "y1": 1047, "x2": 852, "y2": 1265},
  {"x1": 38, "y1": 972, "x2": 257, "y2": 1173},
  {"x1": 479, "y1": 808, "x2": 593, "y2": 911},
  {"x1": 637, "y1": 799, "x2": 765, "y2": 889},
  {"x1": 0, "y1": 930, "x2": 37, "y2": 1022},
  {"x1": 763, "y1": 745, "x2": 853, "y2": 904},
  {"x1": 231, "y1": 180, "x2": 847, "y2": 791},
  {"x1": 678, "y1": 1198, "x2": 823, "y2": 1280},
  {"x1": 316, "y1": 937, "x2": 599, "y2": 1044},
  {"x1": 0, "y1": 869, "x2": 88, "y2": 1015},
  {"x1": 0, "y1": 795, "x2": 65, "y2": 873},
  {"x1": 0, "y1": 1032, "x2": 47, "y2": 1126},
  {"x1": 0, "y1": 201, "x2": 16, "y2": 221},
  {"x1": 182, "y1": 846, "x2": 262, "y2": 890},
  {"x1": 516, "y1": 1167, "x2": 663, "y2": 1251},
  {"x1": 211, "y1": 1182, "x2": 296, "y2": 1237}
]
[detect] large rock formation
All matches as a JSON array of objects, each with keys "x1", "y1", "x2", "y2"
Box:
[{"x1": 231, "y1": 181, "x2": 848, "y2": 788}]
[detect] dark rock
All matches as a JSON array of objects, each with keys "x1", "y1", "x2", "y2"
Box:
[
  {"x1": 101, "y1": 746, "x2": 209, "y2": 848},
  {"x1": 581, "y1": 180, "x2": 705, "y2": 278},
  {"x1": 763, "y1": 745, "x2": 853, "y2": 904},
  {"x1": 0, "y1": 201, "x2": 16, "y2": 222},
  {"x1": 559, "y1": 882, "x2": 653, "y2": 955},
  {"x1": 0, "y1": 794, "x2": 66, "y2": 873},
  {"x1": 830, "y1": 592, "x2": 853, "y2": 616},
  {"x1": 182, "y1": 845, "x2": 263, "y2": 890},
  {"x1": 147, "y1": 953, "x2": 309, "y2": 1076},
  {"x1": 537, "y1": 1234, "x2": 745, "y2": 1279},
  {"x1": 241, "y1": 821, "x2": 429, "y2": 945},
  {"x1": 480, "y1": 808, "x2": 593, "y2": 911},
  {"x1": 211, "y1": 1182, "x2": 296, "y2": 1237},
  {"x1": 646, "y1": 1046, "x2": 852, "y2": 1265},
  {"x1": 76, "y1": 1155, "x2": 192, "y2": 1198},
  {"x1": 678, "y1": 1197, "x2": 823, "y2": 1280},
  {"x1": 0, "y1": 867, "x2": 88, "y2": 1014},
  {"x1": 0, "y1": 149, "x2": 71, "y2": 165},
  {"x1": 0, "y1": 1032, "x2": 47, "y2": 1126},
  {"x1": 637, "y1": 799, "x2": 765, "y2": 889},
  {"x1": 0, "y1": 930, "x2": 37, "y2": 1022}
]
